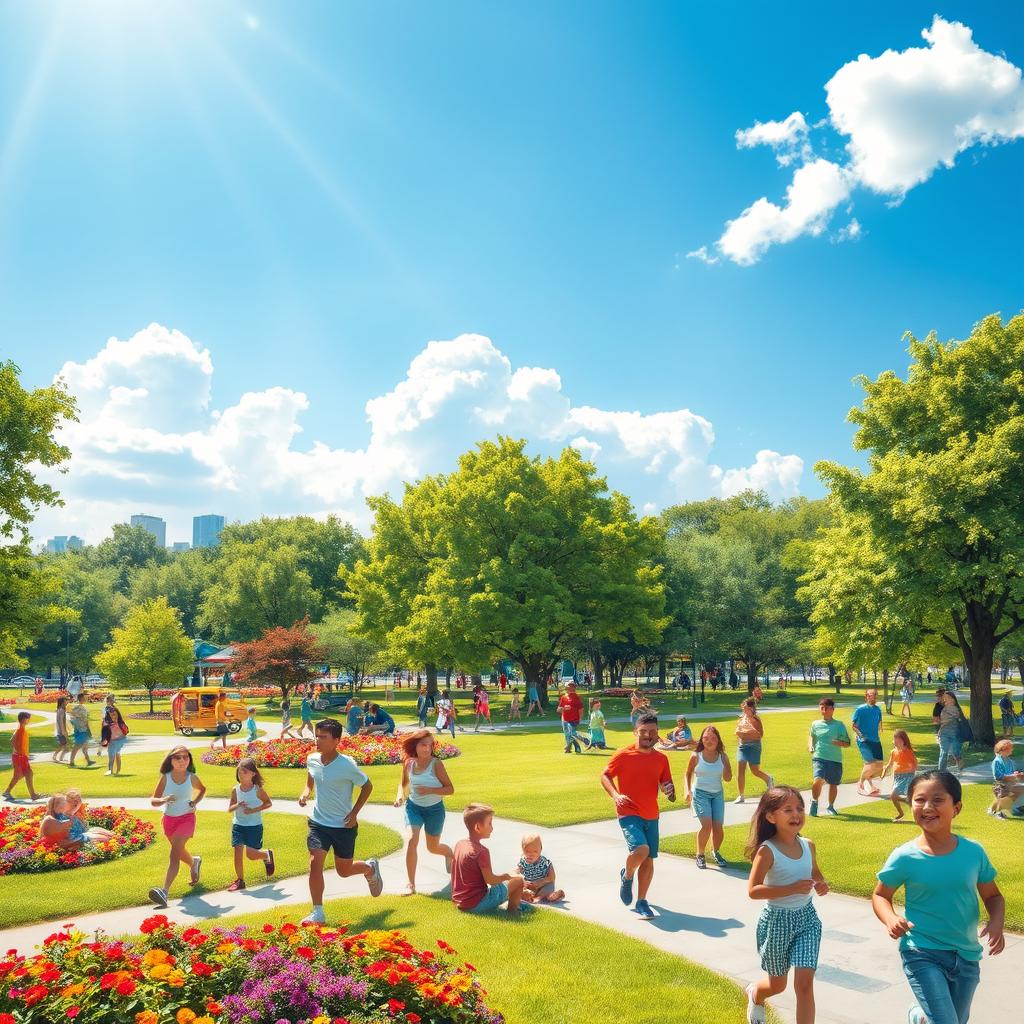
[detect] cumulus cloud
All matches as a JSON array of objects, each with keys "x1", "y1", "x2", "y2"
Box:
[
  {"x1": 695, "y1": 16, "x2": 1024, "y2": 265},
  {"x1": 35, "y1": 324, "x2": 804, "y2": 545}
]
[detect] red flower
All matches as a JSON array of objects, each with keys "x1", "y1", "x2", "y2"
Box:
[
  {"x1": 139, "y1": 915, "x2": 169, "y2": 934},
  {"x1": 387, "y1": 999, "x2": 406, "y2": 1015},
  {"x1": 295, "y1": 947, "x2": 315, "y2": 960},
  {"x1": 262, "y1": 924, "x2": 275, "y2": 933},
  {"x1": 116, "y1": 979, "x2": 136, "y2": 996},
  {"x1": 22, "y1": 985, "x2": 48, "y2": 1006},
  {"x1": 206, "y1": 1000, "x2": 222, "y2": 1016},
  {"x1": 192, "y1": 961, "x2": 213, "y2": 976},
  {"x1": 67, "y1": 1008, "x2": 81, "y2": 1019},
  {"x1": 406, "y1": 1015, "x2": 421, "y2": 1023}
]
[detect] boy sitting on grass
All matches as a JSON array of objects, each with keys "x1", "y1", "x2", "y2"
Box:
[{"x1": 451, "y1": 803, "x2": 529, "y2": 915}]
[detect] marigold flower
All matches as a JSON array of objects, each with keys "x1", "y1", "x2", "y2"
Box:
[{"x1": 176, "y1": 1009, "x2": 197, "y2": 1024}]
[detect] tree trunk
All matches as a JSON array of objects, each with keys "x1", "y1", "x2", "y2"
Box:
[
  {"x1": 522, "y1": 655, "x2": 547, "y2": 705},
  {"x1": 963, "y1": 628, "x2": 996, "y2": 747},
  {"x1": 593, "y1": 651, "x2": 604, "y2": 688},
  {"x1": 425, "y1": 662, "x2": 439, "y2": 699},
  {"x1": 658, "y1": 654, "x2": 667, "y2": 688},
  {"x1": 746, "y1": 661, "x2": 758, "y2": 695},
  {"x1": 149, "y1": 685, "x2": 155, "y2": 714},
  {"x1": 828, "y1": 663, "x2": 838, "y2": 693},
  {"x1": 882, "y1": 668, "x2": 891, "y2": 714},
  {"x1": 471, "y1": 673, "x2": 481, "y2": 686}
]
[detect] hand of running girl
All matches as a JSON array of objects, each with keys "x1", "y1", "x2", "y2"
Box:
[{"x1": 980, "y1": 921, "x2": 1005, "y2": 955}]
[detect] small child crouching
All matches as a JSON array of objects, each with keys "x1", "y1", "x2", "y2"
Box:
[
  {"x1": 516, "y1": 833, "x2": 565, "y2": 903},
  {"x1": 451, "y1": 803, "x2": 530, "y2": 915}
]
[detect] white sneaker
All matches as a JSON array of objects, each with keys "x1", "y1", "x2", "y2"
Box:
[
  {"x1": 733, "y1": 795, "x2": 745, "y2": 804},
  {"x1": 745, "y1": 984, "x2": 766, "y2": 1024},
  {"x1": 907, "y1": 1005, "x2": 930, "y2": 1024},
  {"x1": 104, "y1": 770, "x2": 112, "y2": 776},
  {"x1": 301, "y1": 906, "x2": 326, "y2": 925}
]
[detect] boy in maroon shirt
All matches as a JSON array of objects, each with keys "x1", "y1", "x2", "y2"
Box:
[{"x1": 451, "y1": 802, "x2": 528, "y2": 915}]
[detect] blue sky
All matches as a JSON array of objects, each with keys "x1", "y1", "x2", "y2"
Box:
[{"x1": 2, "y1": 2, "x2": 1021, "y2": 544}]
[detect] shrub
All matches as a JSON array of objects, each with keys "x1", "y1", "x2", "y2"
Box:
[
  {"x1": 201, "y1": 736, "x2": 461, "y2": 769},
  {"x1": 0, "y1": 915, "x2": 503, "y2": 1024},
  {"x1": 0, "y1": 805, "x2": 156, "y2": 876}
]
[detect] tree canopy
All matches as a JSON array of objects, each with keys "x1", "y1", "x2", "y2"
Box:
[{"x1": 230, "y1": 620, "x2": 326, "y2": 702}]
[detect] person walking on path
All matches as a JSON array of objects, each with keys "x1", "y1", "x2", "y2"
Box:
[
  {"x1": 299, "y1": 718, "x2": 383, "y2": 925},
  {"x1": 53, "y1": 696, "x2": 70, "y2": 763},
  {"x1": 853, "y1": 688, "x2": 884, "y2": 797},
  {"x1": 808, "y1": 698, "x2": 850, "y2": 817},
  {"x1": 601, "y1": 711, "x2": 675, "y2": 920},
  {"x1": 525, "y1": 680, "x2": 544, "y2": 718},
  {"x1": 998, "y1": 692, "x2": 1015, "y2": 738},
  {"x1": 744, "y1": 785, "x2": 829, "y2": 1024},
  {"x1": 393, "y1": 728, "x2": 455, "y2": 895},
  {"x1": 280, "y1": 697, "x2": 299, "y2": 740},
  {"x1": 686, "y1": 725, "x2": 733, "y2": 869},
  {"x1": 226, "y1": 756, "x2": 275, "y2": 892},
  {"x1": 507, "y1": 688, "x2": 521, "y2": 726},
  {"x1": 101, "y1": 695, "x2": 129, "y2": 776},
  {"x1": 558, "y1": 682, "x2": 584, "y2": 754},
  {"x1": 210, "y1": 693, "x2": 230, "y2": 750},
  {"x1": 872, "y1": 770, "x2": 1005, "y2": 1024},
  {"x1": 734, "y1": 697, "x2": 774, "y2": 804},
  {"x1": 936, "y1": 691, "x2": 967, "y2": 775},
  {"x1": 900, "y1": 678, "x2": 914, "y2": 718},
  {"x1": 3, "y1": 712, "x2": 42, "y2": 802},
  {"x1": 880, "y1": 729, "x2": 918, "y2": 822},
  {"x1": 148, "y1": 745, "x2": 206, "y2": 909},
  {"x1": 416, "y1": 686, "x2": 430, "y2": 728},
  {"x1": 68, "y1": 693, "x2": 95, "y2": 768},
  {"x1": 298, "y1": 692, "x2": 316, "y2": 738}
]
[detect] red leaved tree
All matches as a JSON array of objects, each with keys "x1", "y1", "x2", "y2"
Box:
[{"x1": 230, "y1": 618, "x2": 326, "y2": 705}]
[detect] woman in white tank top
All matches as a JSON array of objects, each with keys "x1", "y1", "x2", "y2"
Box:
[{"x1": 744, "y1": 784, "x2": 828, "y2": 1024}]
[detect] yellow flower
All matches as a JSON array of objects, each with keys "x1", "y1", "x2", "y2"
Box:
[
  {"x1": 60, "y1": 983, "x2": 86, "y2": 998},
  {"x1": 176, "y1": 1009, "x2": 197, "y2": 1024},
  {"x1": 150, "y1": 963, "x2": 172, "y2": 980},
  {"x1": 194, "y1": 1018, "x2": 214, "y2": 1024},
  {"x1": 312, "y1": 1017, "x2": 330, "y2": 1024},
  {"x1": 167, "y1": 969, "x2": 186, "y2": 987},
  {"x1": 144, "y1": 949, "x2": 171, "y2": 966},
  {"x1": 215, "y1": 942, "x2": 235, "y2": 955}
]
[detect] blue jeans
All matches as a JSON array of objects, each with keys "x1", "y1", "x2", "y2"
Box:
[
  {"x1": 901, "y1": 947, "x2": 980, "y2": 1024},
  {"x1": 937, "y1": 732, "x2": 963, "y2": 772},
  {"x1": 562, "y1": 720, "x2": 580, "y2": 751}
]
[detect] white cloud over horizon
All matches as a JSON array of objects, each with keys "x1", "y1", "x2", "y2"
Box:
[
  {"x1": 33, "y1": 324, "x2": 805, "y2": 545},
  {"x1": 695, "y1": 16, "x2": 1024, "y2": 265}
]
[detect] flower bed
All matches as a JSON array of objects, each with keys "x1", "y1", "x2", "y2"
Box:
[
  {"x1": 0, "y1": 805, "x2": 156, "y2": 876},
  {"x1": 25, "y1": 690, "x2": 106, "y2": 704},
  {"x1": 0, "y1": 915, "x2": 503, "y2": 1024},
  {"x1": 202, "y1": 736, "x2": 461, "y2": 769},
  {"x1": 129, "y1": 711, "x2": 173, "y2": 720}
]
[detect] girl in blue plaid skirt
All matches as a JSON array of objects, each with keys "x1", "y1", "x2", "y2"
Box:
[{"x1": 745, "y1": 785, "x2": 829, "y2": 1024}]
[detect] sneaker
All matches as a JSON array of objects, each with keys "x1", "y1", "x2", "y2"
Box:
[
  {"x1": 695, "y1": 854, "x2": 707, "y2": 869},
  {"x1": 148, "y1": 887, "x2": 168, "y2": 908},
  {"x1": 986, "y1": 807, "x2": 997, "y2": 816},
  {"x1": 907, "y1": 1005, "x2": 930, "y2": 1024},
  {"x1": 619, "y1": 868, "x2": 633, "y2": 906},
  {"x1": 995, "y1": 811, "x2": 1008, "y2": 820},
  {"x1": 826, "y1": 806, "x2": 839, "y2": 817},
  {"x1": 712, "y1": 850, "x2": 728, "y2": 868},
  {"x1": 366, "y1": 858, "x2": 383, "y2": 897},
  {"x1": 809, "y1": 800, "x2": 818, "y2": 817},
  {"x1": 226, "y1": 878, "x2": 245, "y2": 892},
  {"x1": 190, "y1": 855, "x2": 202, "y2": 886},
  {"x1": 302, "y1": 906, "x2": 326, "y2": 926},
  {"x1": 745, "y1": 984, "x2": 766, "y2": 1024},
  {"x1": 399, "y1": 883, "x2": 416, "y2": 896},
  {"x1": 104, "y1": 770, "x2": 112, "y2": 776},
  {"x1": 634, "y1": 898, "x2": 654, "y2": 920},
  {"x1": 264, "y1": 849, "x2": 275, "y2": 876},
  {"x1": 733, "y1": 795, "x2": 745, "y2": 804}
]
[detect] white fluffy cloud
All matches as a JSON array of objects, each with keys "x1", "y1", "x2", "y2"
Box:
[
  {"x1": 698, "y1": 17, "x2": 1023, "y2": 264},
  {"x1": 34, "y1": 324, "x2": 804, "y2": 544}
]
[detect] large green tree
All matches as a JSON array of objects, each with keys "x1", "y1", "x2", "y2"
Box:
[
  {"x1": 348, "y1": 438, "x2": 667, "y2": 698},
  {"x1": 95, "y1": 597, "x2": 193, "y2": 712},
  {"x1": 131, "y1": 547, "x2": 214, "y2": 638},
  {"x1": 94, "y1": 523, "x2": 167, "y2": 594},
  {"x1": 312, "y1": 609, "x2": 383, "y2": 689},
  {"x1": 815, "y1": 313, "x2": 1024, "y2": 744}
]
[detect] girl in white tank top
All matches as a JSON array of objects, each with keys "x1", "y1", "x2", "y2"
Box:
[{"x1": 744, "y1": 785, "x2": 829, "y2": 1024}]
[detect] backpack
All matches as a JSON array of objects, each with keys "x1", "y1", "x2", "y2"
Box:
[{"x1": 956, "y1": 713, "x2": 974, "y2": 744}]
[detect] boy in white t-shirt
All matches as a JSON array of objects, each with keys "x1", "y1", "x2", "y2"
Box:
[{"x1": 299, "y1": 718, "x2": 383, "y2": 924}]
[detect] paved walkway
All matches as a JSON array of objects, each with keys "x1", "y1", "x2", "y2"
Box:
[{"x1": 2, "y1": 760, "x2": 1019, "y2": 1024}]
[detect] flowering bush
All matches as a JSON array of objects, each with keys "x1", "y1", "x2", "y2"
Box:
[
  {"x1": 0, "y1": 915, "x2": 503, "y2": 1024},
  {"x1": 130, "y1": 711, "x2": 174, "y2": 720},
  {"x1": 0, "y1": 805, "x2": 156, "y2": 876},
  {"x1": 0, "y1": 698, "x2": 16, "y2": 707},
  {"x1": 201, "y1": 736, "x2": 461, "y2": 769},
  {"x1": 596, "y1": 687, "x2": 673, "y2": 698},
  {"x1": 25, "y1": 690, "x2": 106, "y2": 704}
]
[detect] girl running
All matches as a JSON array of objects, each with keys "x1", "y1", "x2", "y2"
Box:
[
  {"x1": 226, "y1": 756, "x2": 275, "y2": 891},
  {"x1": 880, "y1": 729, "x2": 918, "y2": 822},
  {"x1": 472, "y1": 684, "x2": 492, "y2": 732},
  {"x1": 685, "y1": 725, "x2": 733, "y2": 869},
  {"x1": 148, "y1": 744, "x2": 206, "y2": 909},
  {"x1": 393, "y1": 728, "x2": 455, "y2": 895},
  {"x1": 588, "y1": 699, "x2": 607, "y2": 749},
  {"x1": 873, "y1": 770, "x2": 1004, "y2": 1024},
  {"x1": 507, "y1": 688, "x2": 522, "y2": 725},
  {"x1": 745, "y1": 785, "x2": 828, "y2": 1024},
  {"x1": 734, "y1": 697, "x2": 774, "y2": 803}
]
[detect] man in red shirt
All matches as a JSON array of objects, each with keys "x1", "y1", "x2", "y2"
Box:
[
  {"x1": 557, "y1": 681, "x2": 584, "y2": 754},
  {"x1": 601, "y1": 711, "x2": 675, "y2": 919}
]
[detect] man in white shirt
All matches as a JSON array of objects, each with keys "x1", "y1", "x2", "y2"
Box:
[{"x1": 299, "y1": 717, "x2": 383, "y2": 924}]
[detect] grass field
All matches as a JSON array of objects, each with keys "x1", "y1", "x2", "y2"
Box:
[
  {"x1": 209, "y1": 893, "x2": 758, "y2": 1024},
  {"x1": 0, "y1": 808, "x2": 401, "y2": 930},
  {"x1": 661, "y1": 782, "x2": 1024, "y2": 932}
]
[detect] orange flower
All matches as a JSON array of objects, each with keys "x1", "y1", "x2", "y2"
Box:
[
  {"x1": 135, "y1": 1013, "x2": 158, "y2": 1024},
  {"x1": 176, "y1": 1009, "x2": 197, "y2": 1024}
]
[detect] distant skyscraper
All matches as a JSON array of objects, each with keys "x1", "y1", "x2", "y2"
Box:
[
  {"x1": 192, "y1": 514, "x2": 225, "y2": 548},
  {"x1": 171, "y1": 541, "x2": 191, "y2": 552},
  {"x1": 45, "y1": 536, "x2": 67, "y2": 554},
  {"x1": 66, "y1": 536, "x2": 84, "y2": 550},
  {"x1": 130, "y1": 514, "x2": 166, "y2": 548}
]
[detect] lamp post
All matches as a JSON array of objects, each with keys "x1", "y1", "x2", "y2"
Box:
[{"x1": 691, "y1": 635, "x2": 698, "y2": 711}]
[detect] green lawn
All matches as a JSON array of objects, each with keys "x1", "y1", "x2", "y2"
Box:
[
  {"x1": 210, "y1": 894, "x2": 755, "y2": 1024},
  {"x1": 661, "y1": 783, "x2": 1024, "y2": 932},
  {"x1": 0, "y1": 809, "x2": 400, "y2": 930}
]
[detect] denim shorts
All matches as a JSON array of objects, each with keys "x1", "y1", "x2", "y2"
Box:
[
  {"x1": 231, "y1": 822, "x2": 264, "y2": 849},
  {"x1": 857, "y1": 739, "x2": 884, "y2": 762},
  {"x1": 737, "y1": 741, "x2": 762, "y2": 764},
  {"x1": 892, "y1": 772, "x2": 914, "y2": 797},
  {"x1": 692, "y1": 788, "x2": 725, "y2": 823},
  {"x1": 405, "y1": 800, "x2": 446, "y2": 836},
  {"x1": 466, "y1": 882, "x2": 509, "y2": 913},
  {"x1": 811, "y1": 758, "x2": 842, "y2": 785},
  {"x1": 107, "y1": 737, "x2": 127, "y2": 756},
  {"x1": 618, "y1": 814, "x2": 660, "y2": 858}
]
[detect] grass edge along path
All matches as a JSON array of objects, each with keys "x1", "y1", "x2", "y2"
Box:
[{"x1": 0, "y1": 808, "x2": 402, "y2": 930}]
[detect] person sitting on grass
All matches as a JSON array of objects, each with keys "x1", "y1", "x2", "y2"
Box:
[
  {"x1": 361, "y1": 703, "x2": 396, "y2": 736},
  {"x1": 38, "y1": 793, "x2": 82, "y2": 850},
  {"x1": 879, "y1": 730, "x2": 918, "y2": 823},
  {"x1": 989, "y1": 739, "x2": 1024, "y2": 819},
  {"x1": 64, "y1": 788, "x2": 115, "y2": 843},
  {"x1": 516, "y1": 832, "x2": 565, "y2": 903},
  {"x1": 451, "y1": 802, "x2": 529, "y2": 915},
  {"x1": 658, "y1": 715, "x2": 696, "y2": 751},
  {"x1": 3, "y1": 711, "x2": 42, "y2": 802},
  {"x1": 345, "y1": 697, "x2": 364, "y2": 738}
]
